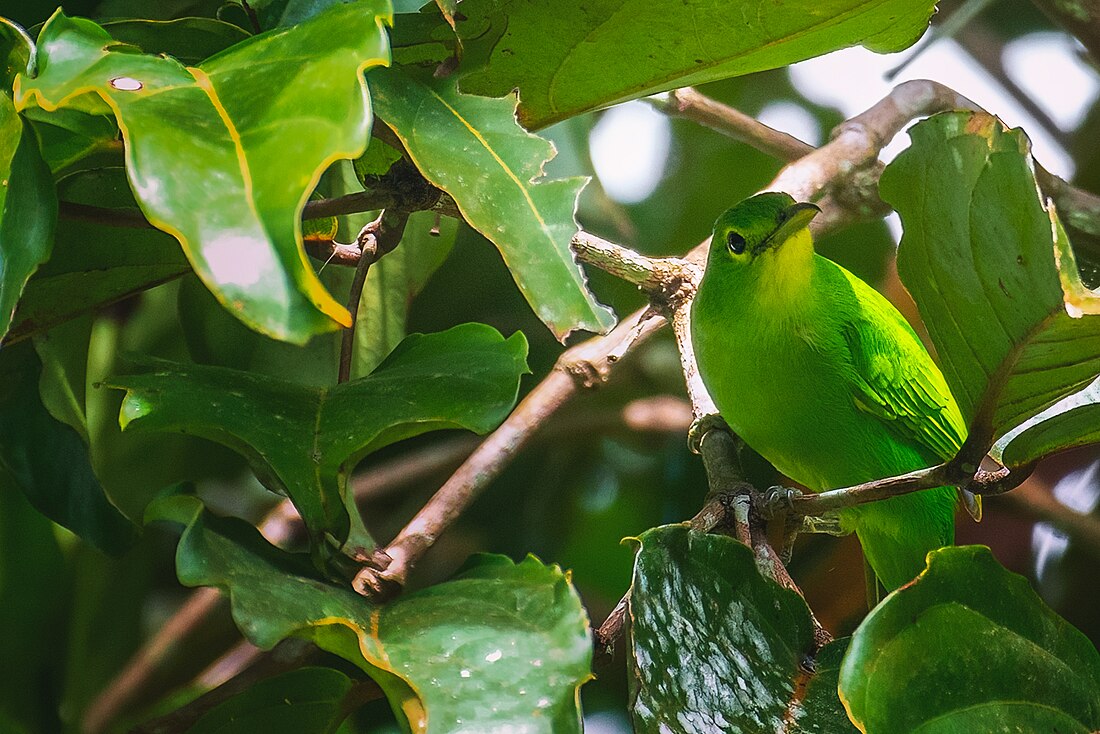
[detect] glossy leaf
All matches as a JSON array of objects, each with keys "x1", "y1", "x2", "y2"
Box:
[
  {"x1": 882, "y1": 112, "x2": 1100, "y2": 449},
  {"x1": 14, "y1": 5, "x2": 393, "y2": 343},
  {"x1": 149, "y1": 494, "x2": 592, "y2": 734},
  {"x1": 457, "y1": 0, "x2": 936, "y2": 128},
  {"x1": 628, "y1": 525, "x2": 855, "y2": 733},
  {"x1": 840, "y1": 545, "x2": 1100, "y2": 733},
  {"x1": 188, "y1": 667, "x2": 355, "y2": 734},
  {"x1": 0, "y1": 343, "x2": 135, "y2": 554},
  {"x1": 0, "y1": 17, "x2": 34, "y2": 88},
  {"x1": 0, "y1": 92, "x2": 57, "y2": 342},
  {"x1": 109, "y1": 324, "x2": 528, "y2": 559},
  {"x1": 371, "y1": 67, "x2": 615, "y2": 340},
  {"x1": 6, "y1": 168, "x2": 188, "y2": 345}
]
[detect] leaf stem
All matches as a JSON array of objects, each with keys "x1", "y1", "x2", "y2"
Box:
[{"x1": 337, "y1": 210, "x2": 410, "y2": 384}]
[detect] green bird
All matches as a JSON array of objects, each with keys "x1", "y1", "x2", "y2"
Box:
[{"x1": 691, "y1": 191, "x2": 972, "y2": 593}]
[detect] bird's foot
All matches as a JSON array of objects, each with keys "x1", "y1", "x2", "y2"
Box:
[
  {"x1": 687, "y1": 414, "x2": 730, "y2": 454},
  {"x1": 801, "y1": 512, "x2": 850, "y2": 537},
  {"x1": 760, "y1": 485, "x2": 802, "y2": 517}
]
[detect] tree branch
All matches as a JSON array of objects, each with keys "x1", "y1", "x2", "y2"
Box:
[
  {"x1": 351, "y1": 305, "x2": 669, "y2": 596},
  {"x1": 1030, "y1": 0, "x2": 1100, "y2": 68}
]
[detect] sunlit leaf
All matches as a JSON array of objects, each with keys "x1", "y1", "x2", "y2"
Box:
[
  {"x1": 628, "y1": 526, "x2": 855, "y2": 733},
  {"x1": 149, "y1": 494, "x2": 592, "y2": 734},
  {"x1": 109, "y1": 324, "x2": 528, "y2": 562},
  {"x1": 882, "y1": 112, "x2": 1100, "y2": 452},
  {"x1": 457, "y1": 0, "x2": 937, "y2": 128},
  {"x1": 15, "y1": 5, "x2": 393, "y2": 343},
  {"x1": 371, "y1": 68, "x2": 615, "y2": 340},
  {"x1": 840, "y1": 546, "x2": 1100, "y2": 733}
]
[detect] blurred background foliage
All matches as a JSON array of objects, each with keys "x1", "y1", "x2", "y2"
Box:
[{"x1": 2, "y1": 0, "x2": 1100, "y2": 731}]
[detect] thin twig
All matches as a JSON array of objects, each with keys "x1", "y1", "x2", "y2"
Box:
[
  {"x1": 647, "y1": 88, "x2": 814, "y2": 162},
  {"x1": 337, "y1": 211, "x2": 410, "y2": 383}
]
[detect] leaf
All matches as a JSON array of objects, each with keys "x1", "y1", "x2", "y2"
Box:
[
  {"x1": 840, "y1": 546, "x2": 1100, "y2": 733},
  {"x1": 0, "y1": 343, "x2": 136, "y2": 554},
  {"x1": 188, "y1": 667, "x2": 355, "y2": 734},
  {"x1": 149, "y1": 494, "x2": 593, "y2": 734},
  {"x1": 0, "y1": 92, "x2": 57, "y2": 342},
  {"x1": 628, "y1": 525, "x2": 855, "y2": 734},
  {"x1": 881, "y1": 112, "x2": 1100, "y2": 451},
  {"x1": 20, "y1": 106, "x2": 120, "y2": 173},
  {"x1": 370, "y1": 67, "x2": 615, "y2": 340},
  {"x1": 456, "y1": 0, "x2": 936, "y2": 129},
  {"x1": 1000, "y1": 379, "x2": 1100, "y2": 467},
  {"x1": 102, "y1": 17, "x2": 251, "y2": 64},
  {"x1": 6, "y1": 168, "x2": 189, "y2": 345},
  {"x1": 0, "y1": 466, "x2": 65, "y2": 733},
  {"x1": 14, "y1": 5, "x2": 393, "y2": 344},
  {"x1": 108, "y1": 324, "x2": 528, "y2": 561},
  {"x1": 0, "y1": 16, "x2": 34, "y2": 88}
]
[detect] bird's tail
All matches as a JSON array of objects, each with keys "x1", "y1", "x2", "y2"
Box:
[{"x1": 852, "y1": 486, "x2": 956, "y2": 600}]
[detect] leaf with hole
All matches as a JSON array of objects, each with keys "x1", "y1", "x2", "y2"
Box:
[{"x1": 14, "y1": 4, "x2": 392, "y2": 343}]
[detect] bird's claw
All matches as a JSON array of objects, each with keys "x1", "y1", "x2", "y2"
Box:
[
  {"x1": 762, "y1": 485, "x2": 802, "y2": 513},
  {"x1": 687, "y1": 414, "x2": 730, "y2": 454}
]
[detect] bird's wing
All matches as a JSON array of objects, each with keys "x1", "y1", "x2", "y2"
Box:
[{"x1": 839, "y1": 283, "x2": 967, "y2": 464}]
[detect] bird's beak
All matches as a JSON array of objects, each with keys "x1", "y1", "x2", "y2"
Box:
[{"x1": 755, "y1": 201, "x2": 821, "y2": 255}]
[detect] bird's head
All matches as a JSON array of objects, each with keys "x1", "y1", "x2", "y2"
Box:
[{"x1": 707, "y1": 192, "x2": 821, "y2": 274}]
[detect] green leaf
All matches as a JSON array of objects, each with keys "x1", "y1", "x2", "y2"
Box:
[
  {"x1": 149, "y1": 494, "x2": 593, "y2": 734},
  {"x1": 371, "y1": 67, "x2": 615, "y2": 340},
  {"x1": 0, "y1": 16, "x2": 35, "y2": 88},
  {"x1": 6, "y1": 168, "x2": 188, "y2": 345},
  {"x1": 628, "y1": 525, "x2": 855, "y2": 734},
  {"x1": 102, "y1": 17, "x2": 251, "y2": 64},
  {"x1": 882, "y1": 112, "x2": 1100, "y2": 449},
  {"x1": 0, "y1": 466, "x2": 65, "y2": 733},
  {"x1": 0, "y1": 92, "x2": 56, "y2": 342},
  {"x1": 0, "y1": 343, "x2": 136, "y2": 554},
  {"x1": 457, "y1": 0, "x2": 936, "y2": 128},
  {"x1": 188, "y1": 667, "x2": 355, "y2": 734},
  {"x1": 14, "y1": 5, "x2": 393, "y2": 344},
  {"x1": 21, "y1": 106, "x2": 120, "y2": 173},
  {"x1": 109, "y1": 324, "x2": 528, "y2": 560},
  {"x1": 1000, "y1": 379, "x2": 1100, "y2": 467},
  {"x1": 840, "y1": 545, "x2": 1100, "y2": 733}
]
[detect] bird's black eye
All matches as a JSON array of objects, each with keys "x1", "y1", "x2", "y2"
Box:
[{"x1": 726, "y1": 231, "x2": 746, "y2": 255}]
